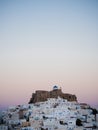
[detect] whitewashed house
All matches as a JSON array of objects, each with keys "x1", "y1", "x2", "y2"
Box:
[{"x1": 0, "y1": 125, "x2": 8, "y2": 130}]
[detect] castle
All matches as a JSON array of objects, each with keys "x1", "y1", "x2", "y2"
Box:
[{"x1": 29, "y1": 86, "x2": 77, "y2": 103}]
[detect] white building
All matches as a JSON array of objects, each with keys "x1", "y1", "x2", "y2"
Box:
[{"x1": 0, "y1": 125, "x2": 8, "y2": 130}]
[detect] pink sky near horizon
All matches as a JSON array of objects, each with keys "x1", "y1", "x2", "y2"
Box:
[
  {"x1": 0, "y1": 0, "x2": 98, "y2": 109},
  {"x1": 0, "y1": 48, "x2": 98, "y2": 108}
]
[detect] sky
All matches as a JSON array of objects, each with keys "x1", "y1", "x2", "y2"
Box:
[{"x1": 0, "y1": 0, "x2": 98, "y2": 110}]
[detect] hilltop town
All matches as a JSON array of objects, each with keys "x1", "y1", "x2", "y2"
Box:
[{"x1": 0, "y1": 86, "x2": 98, "y2": 130}]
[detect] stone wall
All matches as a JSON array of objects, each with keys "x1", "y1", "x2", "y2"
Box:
[{"x1": 29, "y1": 89, "x2": 77, "y2": 103}]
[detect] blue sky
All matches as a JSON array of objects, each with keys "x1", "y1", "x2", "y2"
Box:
[
  {"x1": 0, "y1": 0, "x2": 97, "y2": 49},
  {"x1": 0, "y1": 0, "x2": 98, "y2": 109}
]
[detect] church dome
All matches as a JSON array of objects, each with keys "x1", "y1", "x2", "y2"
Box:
[{"x1": 53, "y1": 85, "x2": 58, "y2": 90}]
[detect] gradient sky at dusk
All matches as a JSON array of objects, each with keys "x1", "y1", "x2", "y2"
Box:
[{"x1": 0, "y1": 0, "x2": 98, "y2": 109}]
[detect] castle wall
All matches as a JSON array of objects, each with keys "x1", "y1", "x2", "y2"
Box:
[{"x1": 29, "y1": 89, "x2": 77, "y2": 103}]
